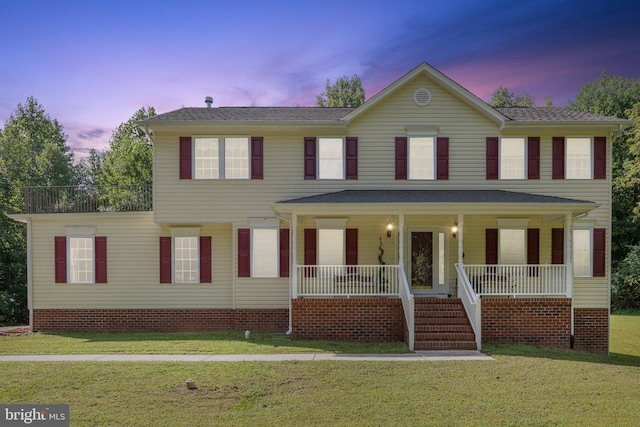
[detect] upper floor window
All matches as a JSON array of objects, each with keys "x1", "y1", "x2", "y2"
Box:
[
  {"x1": 304, "y1": 137, "x2": 358, "y2": 180},
  {"x1": 179, "y1": 136, "x2": 263, "y2": 180},
  {"x1": 409, "y1": 136, "x2": 435, "y2": 180},
  {"x1": 486, "y1": 136, "x2": 539, "y2": 180},
  {"x1": 396, "y1": 135, "x2": 449, "y2": 180},
  {"x1": 318, "y1": 138, "x2": 344, "y2": 179},
  {"x1": 193, "y1": 137, "x2": 249, "y2": 179},
  {"x1": 552, "y1": 136, "x2": 606, "y2": 180},
  {"x1": 500, "y1": 138, "x2": 525, "y2": 180},
  {"x1": 566, "y1": 137, "x2": 591, "y2": 179}
]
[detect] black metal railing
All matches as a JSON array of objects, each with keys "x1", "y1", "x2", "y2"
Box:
[{"x1": 24, "y1": 185, "x2": 152, "y2": 214}]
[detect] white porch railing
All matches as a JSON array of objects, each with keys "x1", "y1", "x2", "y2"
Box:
[
  {"x1": 296, "y1": 265, "x2": 399, "y2": 297},
  {"x1": 455, "y1": 263, "x2": 481, "y2": 350},
  {"x1": 398, "y1": 264, "x2": 415, "y2": 351},
  {"x1": 463, "y1": 264, "x2": 568, "y2": 297}
]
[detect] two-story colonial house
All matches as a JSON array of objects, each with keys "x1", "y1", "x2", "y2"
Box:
[{"x1": 11, "y1": 63, "x2": 628, "y2": 353}]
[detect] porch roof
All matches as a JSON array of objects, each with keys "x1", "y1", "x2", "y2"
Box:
[{"x1": 273, "y1": 190, "x2": 597, "y2": 218}]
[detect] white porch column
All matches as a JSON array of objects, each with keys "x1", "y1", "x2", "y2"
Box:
[
  {"x1": 457, "y1": 214, "x2": 464, "y2": 266},
  {"x1": 564, "y1": 213, "x2": 573, "y2": 299},
  {"x1": 291, "y1": 213, "x2": 298, "y2": 299},
  {"x1": 398, "y1": 214, "x2": 405, "y2": 266}
]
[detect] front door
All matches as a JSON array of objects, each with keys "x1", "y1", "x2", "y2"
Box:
[{"x1": 409, "y1": 230, "x2": 437, "y2": 294}]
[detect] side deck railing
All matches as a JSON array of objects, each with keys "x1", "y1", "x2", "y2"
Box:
[
  {"x1": 24, "y1": 185, "x2": 152, "y2": 214},
  {"x1": 296, "y1": 265, "x2": 399, "y2": 297},
  {"x1": 463, "y1": 264, "x2": 568, "y2": 297}
]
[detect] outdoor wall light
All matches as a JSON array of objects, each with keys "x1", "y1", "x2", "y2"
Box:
[
  {"x1": 386, "y1": 221, "x2": 393, "y2": 238},
  {"x1": 452, "y1": 221, "x2": 458, "y2": 239}
]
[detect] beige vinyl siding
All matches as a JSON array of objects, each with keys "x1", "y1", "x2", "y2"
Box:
[
  {"x1": 146, "y1": 72, "x2": 611, "y2": 309},
  {"x1": 30, "y1": 213, "x2": 234, "y2": 309}
]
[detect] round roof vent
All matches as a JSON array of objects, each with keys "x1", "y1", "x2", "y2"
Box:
[{"x1": 413, "y1": 88, "x2": 432, "y2": 106}]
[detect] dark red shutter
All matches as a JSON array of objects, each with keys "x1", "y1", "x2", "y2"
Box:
[
  {"x1": 594, "y1": 137, "x2": 606, "y2": 179},
  {"x1": 527, "y1": 229, "x2": 539, "y2": 264},
  {"x1": 304, "y1": 137, "x2": 316, "y2": 180},
  {"x1": 279, "y1": 229, "x2": 290, "y2": 278},
  {"x1": 94, "y1": 236, "x2": 107, "y2": 283},
  {"x1": 251, "y1": 137, "x2": 264, "y2": 180},
  {"x1": 593, "y1": 228, "x2": 606, "y2": 277},
  {"x1": 304, "y1": 229, "x2": 317, "y2": 278},
  {"x1": 436, "y1": 137, "x2": 449, "y2": 180},
  {"x1": 395, "y1": 137, "x2": 407, "y2": 180},
  {"x1": 486, "y1": 229, "x2": 498, "y2": 264},
  {"x1": 159, "y1": 237, "x2": 172, "y2": 283},
  {"x1": 552, "y1": 137, "x2": 565, "y2": 179},
  {"x1": 200, "y1": 236, "x2": 212, "y2": 283},
  {"x1": 237, "y1": 229, "x2": 250, "y2": 278},
  {"x1": 54, "y1": 236, "x2": 67, "y2": 283},
  {"x1": 345, "y1": 137, "x2": 358, "y2": 180},
  {"x1": 551, "y1": 228, "x2": 564, "y2": 264},
  {"x1": 527, "y1": 137, "x2": 540, "y2": 179},
  {"x1": 346, "y1": 229, "x2": 358, "y2": 267},
  {"x1": 486, "y1": 137, "x2": 499, "y2": 180},
  {"x1": 179, "y1": 136, "x2": 192, "y2": 180}
]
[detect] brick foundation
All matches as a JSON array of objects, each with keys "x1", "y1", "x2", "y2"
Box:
[
  {"x1": 481, "y1": 298, "x2": 571, "y2": 349},
  {"x1": 573, "y1": 308, "x2": 609, "y2": 354},
  {"x1": 33, "y1": 309, "x2": 289, "y2": 333},
  {"x1": 291, "y1": 298, "x2": 404, "y2": 342}
]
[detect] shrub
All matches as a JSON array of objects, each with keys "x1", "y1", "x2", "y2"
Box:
[{"x1": 612, "y1": 245, "x2": 640, "y2": 309}]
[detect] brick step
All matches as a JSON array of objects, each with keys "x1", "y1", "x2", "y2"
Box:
[
  {"x1": 414, "y1": 341, "x2": 477, "y2": 351},
  {"x1": 415, "y1": 324, "x2": 473, "y2": 333},
  {"x1": 414, "y1": 316, "x2": 471, "y2": 325},
  {"x1": 414, "y1": 310, "x2": 468, "y2": 318},
  {"x1": 414, "y1": 298, "x2": 462, "y2": 304},
  {"x1": 415, "y1": 332, "x2": 476, "y2": 341}
]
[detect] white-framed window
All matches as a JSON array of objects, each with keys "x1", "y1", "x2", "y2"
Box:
[
  {"x1": 69, "y1": 237, "x2": 94, "y2": 284},
  {"x1": 566, "y1": 137, "x2": 592, "y2": 179},
  {"x1": 193, "y1": 136, "x2": 249, "y2": 179},
  {"x1": 318, "y1": 228, "x2": 345, "y2": 265},
  {"x1": 318, "y1": 137, "x2": 344, "y2": 180},
  {"x1": 174, "y1": 236, "x2": 198, "y2": 283},
  {"x1": 500, "y1": 137, "x2": 526, "y2": 180},
  {"x1": 573, "y1": 229, "x2": 592, "y2": 277},
  {"x1": 408, "y1": 136, "x2": 435, "y2": 180},
  {"x1": 251, "y1": 228, "x2": 278, "y2": 278},
  {"x1": 499, "y1": 228, "x2": 526, "y2": 264}
]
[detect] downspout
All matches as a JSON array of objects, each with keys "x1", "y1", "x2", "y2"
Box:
[
  {"x1": 26, "y1": 218, "x2": 33, "y2": 332},
  {"x1": 275, "y1": 212, "x2": 293, "y2": 335}
]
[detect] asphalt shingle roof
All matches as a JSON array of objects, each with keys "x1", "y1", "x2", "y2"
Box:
[
  {"x1": 277, "y1": 190, "x2": 593, "y2": 205},
  {"x1": 146, "y1": 107, "x2": 355, "y2": 122},
  {"x1": 495, "y1": 107, "x2": 623, "y2": 122}
]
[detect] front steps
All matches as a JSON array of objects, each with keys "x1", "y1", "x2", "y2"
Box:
[{"x1": 414, "y1": 298, "x2": 477, "y2": 350}]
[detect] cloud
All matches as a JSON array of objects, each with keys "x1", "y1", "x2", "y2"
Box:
[{"x1": 77, "y1": 128, "x2": 107, "y2": 141}]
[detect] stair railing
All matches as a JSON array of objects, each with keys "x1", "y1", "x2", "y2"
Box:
[
  {"x1": 455, "y1": 263, "x2": 481, "y2": 350},
  {"x1": 398, "y1": 264, "x2": 414, "y2": 351}
]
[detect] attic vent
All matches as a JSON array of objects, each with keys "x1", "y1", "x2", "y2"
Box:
[{"x1": 413, "y1": 88, "x2": 432, "y2": 107}]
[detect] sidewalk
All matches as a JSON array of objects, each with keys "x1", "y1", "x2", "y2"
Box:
[{"x1": 0, "y1": 351, "x2": 494, "y2": 362}]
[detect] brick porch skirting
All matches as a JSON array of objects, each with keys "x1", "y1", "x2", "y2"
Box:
[
  {"x1": 481, "y1": 298, "x2": 572, "y2": 349},
  {"x1": 291, "y1": 298, "x2": 404, "y2": 342},
  {"x1": 33, "y1": 309, "x2": 289, "y2": 333},
  {"x1": 573, "y1": 308, "x2": 609, "y2": 354}
]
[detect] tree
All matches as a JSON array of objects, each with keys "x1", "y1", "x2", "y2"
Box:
[
  {"x1": 89, "y1": 107, "x2": 155, "y2": 210},
  {"x1": 316, "y1": 75, "x2": 365, "y2": 107},
  {"x1": 568, "y1": 71, "x2": 640, "y2": 119},
  {"x1": 489, "y1": 86, "x2": 535, "y2": 108},
  {"x1": 0, "y1": 97, "x2": 76, "y2": 325}
]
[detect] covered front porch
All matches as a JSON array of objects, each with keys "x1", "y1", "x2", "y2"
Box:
[{"x1": 273, "y1": 190, "x2": 595, "y2": 350}]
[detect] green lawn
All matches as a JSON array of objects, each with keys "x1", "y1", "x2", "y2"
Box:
[{"x1": 0, "y1": 315, "x2": 639, "y2": 426}]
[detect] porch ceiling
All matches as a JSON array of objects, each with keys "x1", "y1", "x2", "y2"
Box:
[{"x1": 273, "y1": 190, "x2": 597, "y2": 217}]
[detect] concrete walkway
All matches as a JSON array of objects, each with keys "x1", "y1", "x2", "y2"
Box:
[{"x1": 0, "y1": 351, "x2": 494, "y2": 362}]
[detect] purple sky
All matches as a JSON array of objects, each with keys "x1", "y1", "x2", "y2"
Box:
[{"x1": 1, "y1": 0, "x2": 639, "y2": 160}]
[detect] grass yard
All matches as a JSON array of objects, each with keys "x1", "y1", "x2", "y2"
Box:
[{"x1": 0, "y1": 315, "x2": 638, "y2": 426}]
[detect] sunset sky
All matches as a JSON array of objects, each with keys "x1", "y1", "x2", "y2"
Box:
[{"x1": 1, "y1": 0, "x2": 638, "y2": 159}]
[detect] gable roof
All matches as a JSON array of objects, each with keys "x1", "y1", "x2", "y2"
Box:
[
  {"x1": 341, "y1": 62, "x2": 507, "y2": 124},
  {"x1": 146, "y1": 106, "x2": 354, "y2": 123},
  {"x1": 497, "y1": 107, "x2": 625, "y2": 123}
]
